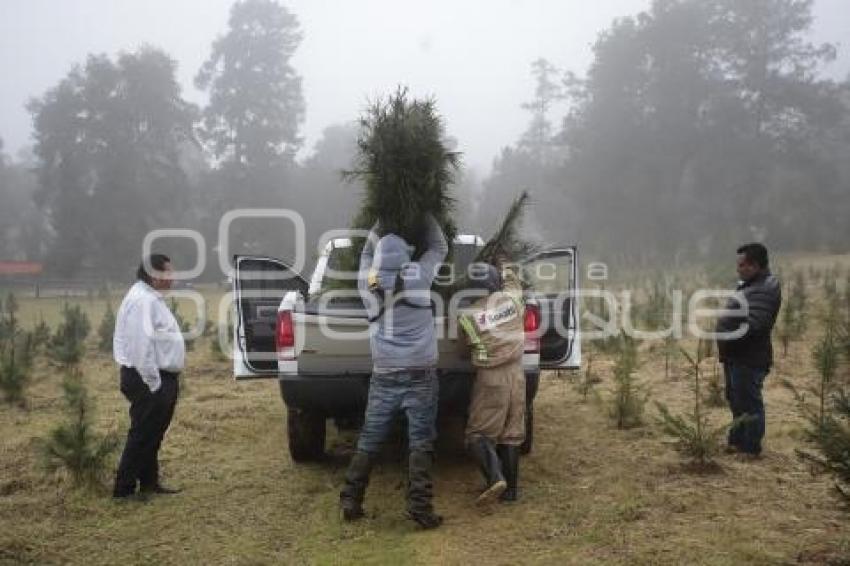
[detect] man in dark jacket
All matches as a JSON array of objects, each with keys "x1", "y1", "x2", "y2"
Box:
[{"x1": 715, "y1": 243, "x2": 782, "y2": 457}]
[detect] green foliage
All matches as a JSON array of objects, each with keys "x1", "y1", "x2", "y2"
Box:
[
  {"x1": 783, "y1": 326, "x2": 842, "y2": 460},
  {"x1": 789, "y1": 272, "x2": 809, "y2": 336},
  {"x1": 32, "y1": 317, "x2": 51, "y2": 351},
  {"x1": 663, "y1": 334, "x2": 678, "y2": 380},
  {"x1": 840, "y1": 319, "x2": 850, "y2": 378},
  {"x1": 345, "y1": 87, "x2": 459, "y2": 251},
  {"x1": 705, "y1": 360, "x2": 725, "y2": 408},
  {"x1": 0, "y1": 293, "x2": 17, "y2": 340},
  {"x1": 655, "y1": 402, "x2": 727, "y2": 466},
  {"x1": 845, "y1": 271, "x2": 850, "y2": 322},
  {"x1": 97, "y1": 303, "x2": 115, "y2": 353},
  {"x1": 28, "y1": 48, "x2": 197, "y2": 277},
  {"x1": 575, "y1": 349, "x2": 601, "y2": 402},
  {"x1": 0, "y1": 142, "x2": 47, "y2": 259},
  {"x1": 15, "y1": 331, "x2": 36, "y2": 373},
  {"x1": 485, "y1": 0, "x2": 850, "y2": 259},
  {"x1": 476, "y1": 191, "x2": 538, "y2": 264},
  {"x1": 0, "y1": 352, "x2": 28, "y2": 407},
  {"x1": 42, "y1": 371, "x2": 119, "y2": 487},
  {"x1": 446, "y1": 191, "x2": 539, "y2": 295},
  {"x1": 787, "y1": 341, "x2": 850, "y2": 500},
  {"x1": 813, "y1": 330, "x2": 841, "y2": 430},
  {"x1": 777, "y1": 297, "x2": 796, "y2": 358},
  {"x1": 195, "y1": 0, "x2": 304, "y2": 169},
  {"x1": 609, "y1": 333, "x2": 647, "y2": 429},
  {"x1": 0, "y1": 293, "x2": 30, "y2": 406},
  {"x1": 656, "y1": 343, "x2": 728, "y2": 466},
  {"x1": 805, "y1": 389, "x2": 850, "y2": 497},
  {"x1": 49, "y1": 304, "x2": 91, "y2": 367}
]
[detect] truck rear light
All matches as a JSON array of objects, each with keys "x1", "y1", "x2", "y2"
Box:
[
  {"x1": 276, "y1": 310, "x2": 295, "y2": 360},
  {"x1": 524, "y1": 304, "x2": 540, "y2": 353}
]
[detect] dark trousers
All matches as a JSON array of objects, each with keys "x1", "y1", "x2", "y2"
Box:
[
  {"x1": 114, "y1": 366, "x2": 179, "y2": 496},
  {"x1": 356, "y1": 370, "x2": 439, "y2": 454},
  {"x1": 724, "y1": 362, "x2": 768, "y2": 455}
]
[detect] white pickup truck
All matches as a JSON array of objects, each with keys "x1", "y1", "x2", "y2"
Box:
[{"x1": 232, "y1": 234, "x2": 580, "y2": 462}]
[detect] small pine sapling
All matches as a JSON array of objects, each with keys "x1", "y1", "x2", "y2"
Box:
[
  {"x1": 655, "y1": 343, "x2": 729, "y2": 467},
  {"x1": 790, "y1": 271, "x2": 808, "y2": 337},
  {"x1": 609, "y1": 333, "x2": 647, "y2": 429},
  {"x1": 32, "y1": 316, "x2": 51, "y2": 351},
  {"x1": 705, "y1": 347, "x2": 726, "y2": 408},
  {"x1": 0, "y1": 293, "x2": 30, "y2": 407},
  {"x1": 776, "y1": 295, "x2": 796, "y2": 358},
  {"x1": 784, "y1": 328, "x2": 841, "y2": 439},
  {"x1": 42, "y1": 370, "x2": 119, "y2": 487},
  {"x1": 813, "y1": 330, "x2": 841, "y2": 433},
  {"x1": 97, "y1": 303, "x2": 115, "y2": 353},
  {"x1": 575, "y1": 347, "x2": 601, "y2": 402},
  {"x1": 49, "y1": 304, "x2": 91, "y2": 367},
  {"x1": 785, "y1": 331, "x2": 850, "y2": 499}
]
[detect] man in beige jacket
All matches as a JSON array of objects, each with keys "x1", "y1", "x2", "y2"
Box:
[{"x1": 458, "y1": 260, "x2": 525, "y2": 503}]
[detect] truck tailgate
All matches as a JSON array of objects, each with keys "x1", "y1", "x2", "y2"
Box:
[{"x1": 294, "y1": 310, "x2": 474, "y2": 375}]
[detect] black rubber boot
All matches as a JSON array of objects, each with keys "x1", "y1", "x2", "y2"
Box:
[
  {"x1": 468, "y1": 436, "x2": 507, "y2": 504},
  {"x1": 340, "y1": 451, "x2": 372, "y2": 521},
  {"x1": 406, "y1": 451, "x2": 443, "y2": 529},
  {"x1": 497, "y1": 444, "x2": 520, "y2": 502}
]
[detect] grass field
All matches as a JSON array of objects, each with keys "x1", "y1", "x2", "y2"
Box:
[{"x1": 2, "y1": 255, "x2": 850, "y2": 565}]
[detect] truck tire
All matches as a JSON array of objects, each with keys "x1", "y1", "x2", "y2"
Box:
[
  {"x1": 287, "y1": 408, "x2": 326, "y2": 462},
  {"x1": 520, "y1": 403, "x2": 534, "y2": 455}
]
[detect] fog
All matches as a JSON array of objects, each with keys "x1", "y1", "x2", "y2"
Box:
[
  {"x1": 1, "y1": 0, "x2": 850, "y2": 278},
  {"x1": 3, "y1": 0, "x2": 847, "y2": 172}
]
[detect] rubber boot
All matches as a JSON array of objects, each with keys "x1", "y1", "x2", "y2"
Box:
[
  {"x1": 468, "y1": 436, "x2": 507, "y2": 504},
  {"x1": 406, "y1": 451, "x2": 443, "y2": 529},
  {"x1": 340, "y1": 451, "x2": 372, "y2": 521},
  {"x1": 497, "y1": 444, "x2": 520, "y2": 502}
]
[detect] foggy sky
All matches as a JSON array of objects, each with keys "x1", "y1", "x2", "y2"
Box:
[{"x1": 1, "y1": 0, "x2": 848, "y2": 174}]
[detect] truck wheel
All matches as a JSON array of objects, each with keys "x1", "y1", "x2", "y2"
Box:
[
  {"x1": 520, "y1": 404, "x2": 534, "y2": 455},
  {"x1": 287, "y1": 408, "x2": 326, "y2": 462}
]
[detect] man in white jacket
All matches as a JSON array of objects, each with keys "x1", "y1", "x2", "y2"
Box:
[{"x1": 112, "y1": 254, "x2": 185, "y2": 499}]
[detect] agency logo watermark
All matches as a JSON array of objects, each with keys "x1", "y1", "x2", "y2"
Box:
[{"x1": 140, "y1": 208, "x2": 749, "y2": 362}]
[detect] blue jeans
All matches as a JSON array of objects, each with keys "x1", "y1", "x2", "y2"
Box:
[
  {"x1": 356, "y1": 369, "x2": 439, "y2": 454},
  {"x1": 724, "y1": 362, "x2": 769, "y2": 454}
]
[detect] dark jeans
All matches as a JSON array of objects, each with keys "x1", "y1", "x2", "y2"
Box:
[
  {"x1": 114, "y1": 367, "x2": 179, "y2": 496},
  {"x1": 356, "y1": 369, "x2": 439, "y2": 454},
  {"x1": 724, "y1": 362, "x2": 768, "y2": 454}
]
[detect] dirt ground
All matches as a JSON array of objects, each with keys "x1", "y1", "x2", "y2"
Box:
[{"x1": 2, "y1": 259, "x2": 850, "y2": 565}]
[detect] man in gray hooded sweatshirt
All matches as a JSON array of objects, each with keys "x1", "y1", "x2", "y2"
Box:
[{"x1": 340, "y1": 214, "x2": 447, "y2": 529}]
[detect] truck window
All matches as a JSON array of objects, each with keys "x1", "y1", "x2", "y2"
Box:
[
  {"x1": 317, "y1": 240, "x2": 483, "y2": 300},
  {"x1": 522, "y1": 254, "x2": 574, "y2": 295}
]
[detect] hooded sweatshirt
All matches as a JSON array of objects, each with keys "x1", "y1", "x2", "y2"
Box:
[{"x1": 358, "y1": 215, "x2": 448, "y2": 371}]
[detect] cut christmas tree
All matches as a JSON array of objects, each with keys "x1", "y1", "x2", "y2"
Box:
[
  {"x1": 324, "y1": 88, "x2": 537, "y2": 296},
  {"x1": 344, "y1": 86, "x2": 459, "y2": 256},
  {"x1": 475, "y1": 190, "x2": 539, "y2": 264}
]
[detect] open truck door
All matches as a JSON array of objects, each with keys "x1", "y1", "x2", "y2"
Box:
[
  {"x1": 521, "y1": 247, "x2": 580, "y2": 370},
  {"x1": 233, "y1": 255, "x2": 308, "y2": 378}
]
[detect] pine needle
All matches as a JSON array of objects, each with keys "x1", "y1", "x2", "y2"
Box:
[{"x1": 476, "y1": 190, "x2": 537, "y2": 264}]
